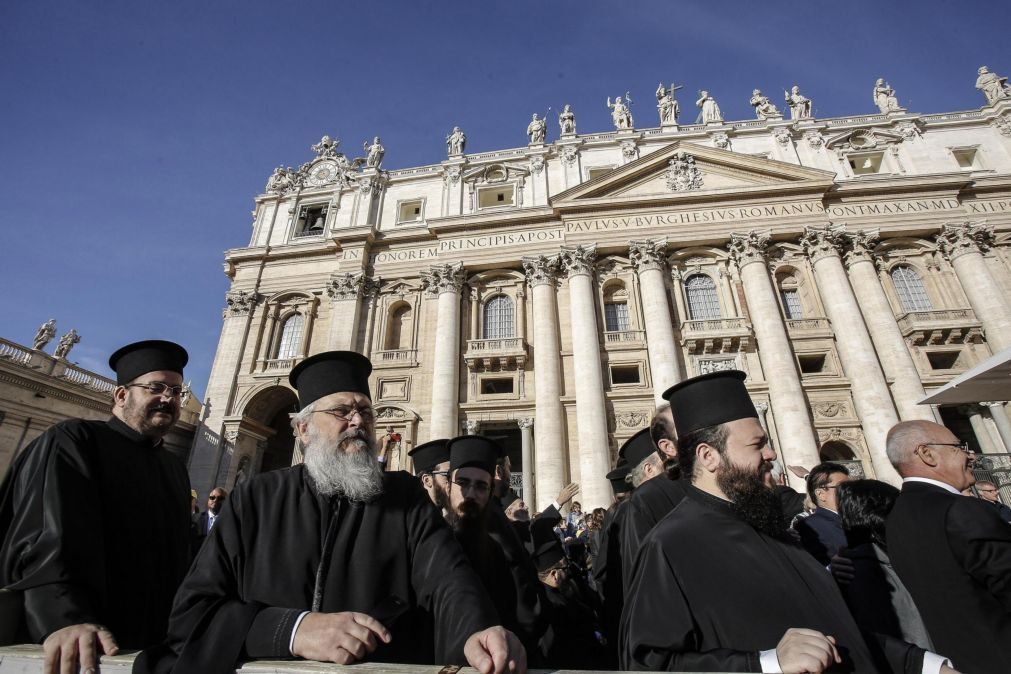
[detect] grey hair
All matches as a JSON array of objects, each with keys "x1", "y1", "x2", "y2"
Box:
[
  {"x1": 885, "y1": 420, "x2": 934, "y2": 470},
  {"x1": 626, "y1": 453, "x2": 662, "y2": 488},
  {"x1": 291, "y1": 401, "x2": 316, "y2": 434}
]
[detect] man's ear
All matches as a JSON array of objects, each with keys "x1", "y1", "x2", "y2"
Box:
[
  {"x1": 916, "y1": 445, "x2": 940, "y2": 468},
  {"x1": 657, "y1": 438, "x2": 677, "y2": 460},
  {"x1": 295, "y1": 419, "x2": 311, "y2": 445},
  {"x1": 421, "y1": 474, "x2": 434, "y2": 489},
  {"x1": 697, "y1": 443, "x2": 721, "y2": 475},
  {"x1": 112, "y1": 385, "x2": 129, "y2": 408}
]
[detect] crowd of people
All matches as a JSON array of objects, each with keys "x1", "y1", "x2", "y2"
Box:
[{"x1": 0, "y1": 342, "x2": 1009, "y2": 674}]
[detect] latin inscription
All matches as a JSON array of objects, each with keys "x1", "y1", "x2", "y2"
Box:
[
  {"x1": 966, "y1": 198, "x2": 1011, "y2": 214},
  {"x1": 826, "y1": 198, "x2": 960, "y2": 218},
  {"x1": 438, "y1": 229, "x2": 563, "y2": 252}
]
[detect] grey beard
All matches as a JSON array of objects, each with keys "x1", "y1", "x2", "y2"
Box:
[{"x1": 303, "y1": 426, "x2": 384, "y2": 502}]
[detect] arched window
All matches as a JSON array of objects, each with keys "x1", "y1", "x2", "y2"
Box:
[
  {"x1": 820, "y1": 440, "x2": 857, "y2": 461},
  {"x1": 604, "y1": 301, "x2": 630, "y2": 331},
  {"x1": 275, "y1": 313, "x2": 304, "y2": 359},
  {"x1": 890, "y1": 265, "x2": 932, "y2": 312},
  {"x1": 483, "y1": 295, "x2": 515, "y2": 339},
  {"x1": 685, "y1": 274, "x2": 721, "y2": 320},
  {"x1": 777, "y1": 274, "x2": 804, "y2": 320},
  {"x1": 385, "y1": 304, "x2": 413, "y2": 350}
]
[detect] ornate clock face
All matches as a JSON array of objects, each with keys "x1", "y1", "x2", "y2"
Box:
[{"x1": 308, "y1": 161, "x2": 338, "y2": 186}]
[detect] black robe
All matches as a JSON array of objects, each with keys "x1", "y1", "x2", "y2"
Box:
[
  {"x1": 136, "y1": 466, "x2": 497, "y2": 673},
  {"x1": 538, "y1": 582, "x2": 607, "y2": 669},
  {"x1": 591, "y1": 499, "x2": 631, "y2": 668},
  {"x1": 0, "y1": 417, "x2": 191, "y2": 648},
  {"x1": 618, "y1": 477, "x2": 687, "y2": 591},
  {"x1": 621, "y1": 486, "x2": 900, "y2": 672}
]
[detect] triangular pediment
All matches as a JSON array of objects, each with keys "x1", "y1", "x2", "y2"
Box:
[{"x1": 552, "y1": 141, "x2": 835, "y2": 207}]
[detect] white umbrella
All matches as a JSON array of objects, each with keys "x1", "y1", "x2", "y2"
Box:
[{"x1": 920, "y1": 346, "x2": 1011, "y2": 405}]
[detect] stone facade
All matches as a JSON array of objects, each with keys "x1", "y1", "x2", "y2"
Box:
[
  {"x1": 0, "y1": 337, "x2": 203, "y2": 476},
  {"x1": 191, "y1": 98, "x2": 1011, "y2": 509}
]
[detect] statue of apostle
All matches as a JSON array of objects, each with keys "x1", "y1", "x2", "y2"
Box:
[
  {"x1": 32, "y1": 319, "x2": 57, "y2": 351},
  {"x1": 749, "y1": 89, "x2": 781, "y2": 120},
  {"x1": 696, "y1": 90, "x2": 723, "y2": 124},
  {"x1": 872, "y1": 78, "x2": 902, "y2": 113},
  {"x1": 607, "y1": 95, "x2": 634, "y2": 130},
  {"x1": 54, "y1": 329, "x2": 80, "y2": 360},
  {"x1": 526, "y1": 113, "x2": 547, "y2": 144},
  {"x1": 446, "y1": 126, "x2": 467, "y2": 156},
  {"x1": 558, "y1": 104, "x2": 576, "y2": 135},
  {"x1": 976, "y1": 66, "x2": 1011, "y2": 105},
  {"x1": 363, "y1": 136, "x2": 385, "y2": 168},
  {"x1": 784, "y1": 85, "x2": 812, "y2": 119}
]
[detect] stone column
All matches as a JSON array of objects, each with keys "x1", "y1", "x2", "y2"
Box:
[
  {"x1": 843, "y1": 230, "x2": 940, "y2": 423},
  {"x1": 423, "y1": 263, "x2": 465, "y2": 439},
  {"x1": 522, "y1": 254, "x2": 567, "y2": 510},
  {"x1": 982, "y1": 402, "x2": 1011, "y2": 452},
  {"x1": 629, "y1": 238, "x2": 682, "y2": 403},
  {"x1": 962, "y1": 404, "x2": 1002, "y2": 454},
  {"x1": 518, "y1": 418, "x2": 535, "y2": 504},
  {"x1": 936, "y1": 223, "x2": 1011, "y2": 351},
  {"x1": 326, "y1": 272, "x2": 366, "y2": 350},
  {"x1": 802, "y1": 225, "x2": 901, "y2": 484},
  {"x1": 728, "y1": 232, "x2": 821, "y2": 472},
  {"x1": 559, "y1": 245, "x2": 611, "y2": 509}
]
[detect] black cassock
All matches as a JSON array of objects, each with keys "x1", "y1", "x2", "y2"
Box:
[
  {"x1": 136, "y1": 466, "x2": 497, "y2": 673},
  {"x1": 621, "y1": 486, "x2": 910, "y2": 672},
  {"x1": 0, "y1": 417, "x2": 191, "y2": 648},
  {"x1": 618, "y1": 477, "x2": 687, "y2": 591}
]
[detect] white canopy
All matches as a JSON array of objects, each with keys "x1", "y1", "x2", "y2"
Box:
[{"x1": 920, "y1": 346, "x2": 1011, "y2": 405}]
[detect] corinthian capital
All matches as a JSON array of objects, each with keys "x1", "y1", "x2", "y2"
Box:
[
  {"x1": 223, "y1": 289, "x2": 260, "y2": 317},
  {"x1": 326, "y1": 271, "x2": 366, "y2": 301},
  {"x1": 559, "y1": 245, "x2": 597, "y2": 278},
  {"x1": 935, "y1": 222, "x2": 995, "y2": 261},
  {"x1": 728, "y1": 231, "x2": 771, "y2": 267},
  {"x1": 422, "y1": 262, "x2": 465, "y2": 295},
  {"x1": 800, "y1": 223, "x2": 847, "y2": 263},
  {"x1": 843, "y1": 228, "x2": 880, "y2": 267},
  {"x1": 629, "y1": 238, "x2": 669, "y2": 274},
  {"x1": 522, "y1": 254, "x2": 561, "y2": 287}
]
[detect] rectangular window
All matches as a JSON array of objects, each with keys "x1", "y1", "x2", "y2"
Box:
[
  {"x1": 397, "y1": 199, "x2": 424, "y2": 223},
  {"x1": 951, "y1": 148, "x2": 980, "y2": 170},
  {"x1": 610, "y1": 364, "x2": 641, "y2": 385},
  {"x1": 481, "y1": 378, "x2": 515, "y2": 395},
  {"x1": 478, "y1": 185, "x2": 515, "y2": 209},
  {"x1": 604, "y1": 302, "x2": 630, "y2": 332},
  {"x1": 294, "y1": 205, "x2": 327, "y2": 237},
  {"x1": 927, "y1": 351, "x2": 960, "y2": 370},
  {"x1": 798, "y1": 354, "x2": 827, "y2": 374},
  {"x1": 586, "y1": 166, "x2": 614, "y2": 181},
  {"x1": 848, "y1": 152, "x2": 884, "y2": 175},
  {"x1": 780, "y1": 289, "x2": 803, "y2": 320}
]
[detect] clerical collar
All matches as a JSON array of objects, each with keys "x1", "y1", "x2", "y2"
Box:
[
  {"x1": 903, "y1": 476, "x2": 961, "y2": 495},
  {"x1": 686, "y1": 484, "x2": 734, "y2": 513},
  {"x1": 107, "y1": 416, "x2": 163, "y2": 449}
]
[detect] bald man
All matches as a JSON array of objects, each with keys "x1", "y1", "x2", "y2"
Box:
[{"x1": 885, "y1": 420, "x2": 1011, "y2": 674}]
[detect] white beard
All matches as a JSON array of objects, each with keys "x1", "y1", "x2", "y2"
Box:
[{"x1": 303, "y1": 426, "x2": 384, "y2": 502}]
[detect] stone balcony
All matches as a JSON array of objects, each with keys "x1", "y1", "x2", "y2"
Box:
[
  {"x1": 896, "y1": 308, "x2": 983, "y2": 346},
  {"x1": 372, "y1": 349, "x2": 419, "y2": 368},
  {"x1": 464, "y1": 337, "x2": 527, "y2": 371},
  {"x1": 786, "y1": 317, "x2": 834, "y2": 339},
  {"x1": 603, "y1": 329, "x2": 646, "y2": 350},
  {"x1": 680, "y1": 318, "x2": 753, "y2": 354}
]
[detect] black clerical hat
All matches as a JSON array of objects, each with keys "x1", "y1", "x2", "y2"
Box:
[
  {"x1": 607, "y1": 457, "x2": 632, "y2": 495},
  {"x1": 448, "y1": 435, "x2": 501, "y2": 476},
  {"x1": 531, "y1": 518, "x2": 565, "y2": 572},
  {"x1": 289, "y1": 351, "x2": 372, "y2": 409},
  {"x1": 108, "y1": 340, "x2": 188, "y2": 385},
  {"x1": 408, "y1": 439, "x2": 450, "y2": 474},
  {"x1": 500, "y1": 492, "x2": 520, "y2": 509},
  {"x1": 662, "y1": 370, "x2": 757, "y2": 437},
  {"x1": 618, "y1": 427, "x2": 657, "y2": 468}
]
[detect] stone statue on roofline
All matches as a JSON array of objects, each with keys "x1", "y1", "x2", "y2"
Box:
[
  {"x1": 54, "y1": 329, "x2": 80, "y2": 360},
  {"x1": 750, "y1": 89, "x2": 781, "y2": 120},
  {"x1": 873, "y1": 78, "x2": 902, "y2": 113},
  {"x1": 558, "y1": 104, "x2": 576, "y2": 135},
  {"x1": 696, "y1": 90, "x2": 723, "y2": 124},
  {"x1": 526, "y1": 113, "x2": 547, "y2": 144},
  {"x1": 363, "y1": 136, "x2": 385, "y2": 168},
  {"x1": 32, "y1": 319, "x2": 57, "y2": 351},
  {"x1": 784, "y1": 85, "x2": 812, "y2": 119},
  {"x1": 607, "y1": 94, "x2": 634, "y2": 130},
  {"x1": 656, "y1": 82, "x2": 682, "y2": 125},
  {"x1": 446, "y1": 126, "x2": 466, "y2": 156},
  {"x1": 976, "y1": 66, "x2": 1011, "y2": 105}
]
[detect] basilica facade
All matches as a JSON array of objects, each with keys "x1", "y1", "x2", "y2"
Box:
[{"x1": 189, "y1": 86, "x2": 1011, "y2": 509}]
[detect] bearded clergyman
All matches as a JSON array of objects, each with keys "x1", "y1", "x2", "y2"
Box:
[
  {"x1": 135, "y1": 351, "x2": 525, "y2": 674},
  {"x1": 620, "y1": 370, "x2": 952, "y2": 674}
]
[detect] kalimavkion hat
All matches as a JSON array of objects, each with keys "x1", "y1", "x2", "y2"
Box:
[
  {"x1": 288, "y1": 351, "x2": 372, "y2": 409},
  {"x1": 618, "y1": 427, "x2": 658, "y2": 469},
  {"x1": 661, "y1": 370, "x2": 758, "y2": 437},
  {"x1": 607, "y1": 457, "x2": 632, "y2": 495},
  {"x1": 108, "y1": 340, "x2": 188, "y2": 385},
  {"x1": 408, "y1": 439, "x2": 451, "y2": 475},
  {"x1": 448, "y1": 435, "x2": 501, "y2": 477}
]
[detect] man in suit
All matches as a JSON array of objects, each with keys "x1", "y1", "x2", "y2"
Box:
[
  {"x1": 193, "y1": 487, "x2": 227, "y2": 546},
  {"x1": 794, "y1": 462, "x2": 850, "y2": 567},
  {"x1": 974, "y1": 480, "x2": 1011, "y2": 522},
  {"x1": 886, "y1": 420, "x2": 1011, "y2": 674}
]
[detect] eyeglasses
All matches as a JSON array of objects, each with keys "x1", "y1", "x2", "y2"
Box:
[
  {"x1": 453, "y1": 478, "x2": 491, "y2": 495},
  {"x1": 127, "y1": 383, "x2": 184, "y2": 398},
  {"x1": 921, "y1": 441, "x2": 972, "y2": 455},
  {"x1": 312, "y1": 405, "x2": 375, "y2": 424},
  {"x1": 208, "y1": 494, "x2": 225, "y2": 501},
  {"x1": 430, "y1": 470, "x2": 450, "y2": 479}
]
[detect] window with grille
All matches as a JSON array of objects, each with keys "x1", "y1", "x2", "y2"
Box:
[
  {"x1": 276, "y1": 313, "x2": 305, "y2": 359},
  {"x1": 604, "y1": 302, "x2": 630, "y2": 332},
  {"x1": 780, "y1": 288, "x2": 803, "y2": 319},
  {"x1": 483, "y1": 295, "x2": 515, "y2": 338},
  {"x1": 685, "y1": 274, "x2": 721, "y2": 320},
  {"x1": 890, "y1": 266, "x2": 932, "y2": 312}
]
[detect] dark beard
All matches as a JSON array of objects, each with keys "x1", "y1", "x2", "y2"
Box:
[
  {"x1": 452, "y1": 500, "x2": 487, "y2": 535},
  {"x1": 716, "y1": 461, "x2": 790, "y2": 541}
]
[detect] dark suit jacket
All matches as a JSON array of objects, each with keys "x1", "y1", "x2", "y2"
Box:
[
  {"x1": 887, "y1": 480, "x2": 1011, "y2": 674},
  {"x1": 794, "y1": 507, "x2": 846, "y2": 567}
]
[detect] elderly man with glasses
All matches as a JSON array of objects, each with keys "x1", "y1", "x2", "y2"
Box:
[
  {"x1": 886, "y1": 420, "x2": 1011, "y2": 673},
  {"x1": 137, "y1": 351, "x2": 525, "y2": 674},
  {"x1": 973, "y1": 480, "x2": 1011, "y2": 522},
  {"x1": 0, "y1": 340, "x2": 193, "y2": 674}
]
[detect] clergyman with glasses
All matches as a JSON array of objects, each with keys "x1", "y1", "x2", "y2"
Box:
[
  {"x1": 885, "y1": 419, "x2": 1011, "y2": 673},
  {"x1": 0, "y1": 340, "x2": 193, "y2": 674},
  {"x1": 135, "y1": 351, "x2": 526, "y2": 674}
]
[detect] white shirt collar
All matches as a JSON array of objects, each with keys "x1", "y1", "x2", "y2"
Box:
[{"x1": 903, "y1": 476, "x2": 961, "y2": 495}]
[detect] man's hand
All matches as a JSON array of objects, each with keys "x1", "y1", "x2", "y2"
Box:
[
  {"x1": 776, "y1": 628, "x2": 840, "y2": 674},
  {"x1": 42, "y1": 623, "x2": 118, "y2": 674},
  {"x1": 464, "y1": 626, "x2": 526, "y2": 674},
  {"x1": 787, "y1": 465, "x2": 810, "y2": 479},
  {"x1": 829, "y1": 551, "x2": 855, "y2": 587},
  {"x1": 291, "y1": 611, "x2": 391, "y2": 665},
  {"x1": 556, "y1": 482, "x2": 579, "y2": 506}
]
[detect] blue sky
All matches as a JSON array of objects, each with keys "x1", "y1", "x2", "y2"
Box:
[{"x1": 0, "y1": 0, "x2": 1006, "y2": 398}]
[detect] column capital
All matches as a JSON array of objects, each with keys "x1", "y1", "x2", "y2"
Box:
[
  {"x1": 326, "y1": 271, "x2": 365, "y2": 302},
  {"x1": 517, "y1": 417, "x2": 535, "y2": 430},
  {"x1": 629, "y1": 238, "x2": 669, "y2": 274},
  {"x1": 223, "y1": 289, "x2": 261, "y2": 318},
  {"x1": 981, "y1": 401, "x2": 1007, "y2": 409},
  {"x1": 522, "y1": 254, "x2": 561, "y2": 287},
  {"x1": 842, "y1": 228, "x2": 880, "y2": 268},
  {"x1": 800, "y1": 223, "x2": 847, "y2": 263},
  {"x1": 422, "y1": 262, "x2": 465, "y2": 295},
  {"x1": 559, "y1": 244, "x2": 597, "y2": 278},
  {"x1": 936, "y1": 222, "x2": 995, "y2": 261},
  {"x1": 728, "y1": 230, "x2": 771, "y2": 268},
  {"x1": 755, "y1": 401, "x2": 769, "y2": 414}
]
